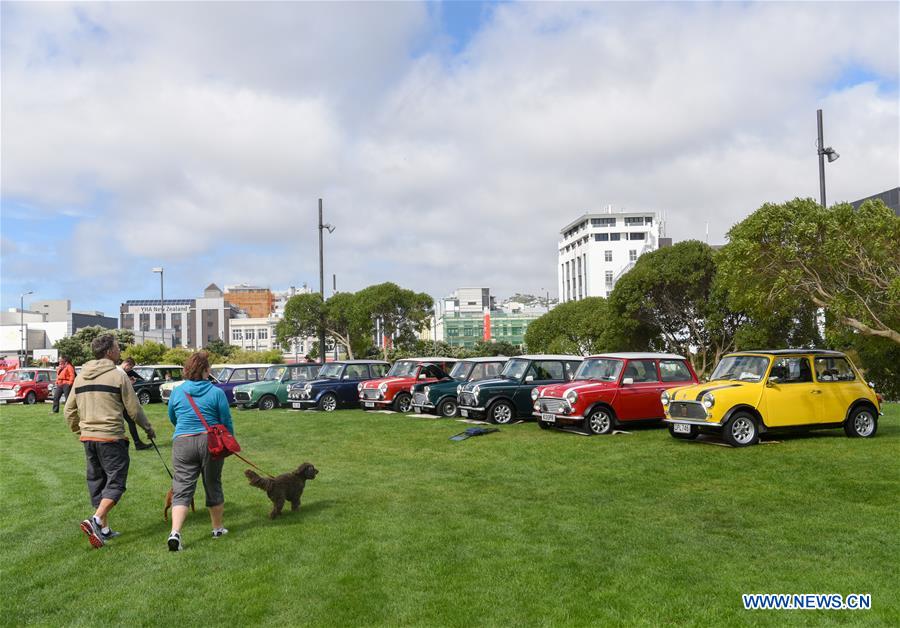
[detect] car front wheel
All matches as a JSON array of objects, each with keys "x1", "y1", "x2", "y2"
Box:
[
  {"x1": 24, "y1": 391, "x2": 37, "y2": 405},
  {"x1": 137, "y1": 391, "x2": 151, "y2": 405},
  {"x1": 723, "y1": 412, "x2": 759, "y2": 447},
  {"x1": 393, "y1": 393, "x2": 412, "y2": 413},
  {"x1": 488, "y1": 401, "x2": 514, "y2": 425},
  {"x1": 844, "y1": 407, "x2": 878, "y2": 438},
  {"x1": 258, "y1": 395, "x2": 277, "y2": 411},
  {"x1": 319, "y1": 393, "x2": 338, "y2": 412},
  {"x1": 439, "y1": 399, "x2": 458, "y2": 417},
  {"x1": 584, "y1": 408, "x2": 614, "y2": 435}
]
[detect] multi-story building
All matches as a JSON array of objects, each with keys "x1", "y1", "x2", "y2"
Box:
[
  {"x1": 441, "y1": 310, "x2": 541, "y2": 349},
  {"x1": 0, "y1": 302, "x2": 117, "y2": 360},
  {"x1": 223, "y1": 285, "x2": 275, "y2": 319},
  {"x1": 852, "y1": 187, "x2": 899, "y2": 215},
  {"x1": 558, "y1": 208, "x2": 661, "y2": 302},
  {"x1": 229, "y1": 317, "x2": 278, "y2": 352}
]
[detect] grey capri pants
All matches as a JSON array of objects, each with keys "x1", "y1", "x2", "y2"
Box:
[{"x1": 171, "y1": 433, "x2": 225, "y2": 507}]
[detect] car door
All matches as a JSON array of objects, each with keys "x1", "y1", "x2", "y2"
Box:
[
  {"x1": 813, "y1": 356, "x2": 861, "y2": 423},
  {"x1": 35, "y1": 372, "x2": 51, "y2": 400},
  {"x1": 223, "y1": 368, "x2": 248, "y2": 402},
  {"x1": 515, "y1": 361, "x2": 564, "y2": 414},
  {"x1": 763, "y1": 356, "x2": 820, "y2": 426},
  {"x1": 616, "y1": 359, "x2": 663, "y2": 420}
]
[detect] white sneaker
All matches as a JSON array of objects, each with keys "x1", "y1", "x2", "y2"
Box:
[
  {"x1": 212, "y1": 527, "x2": 228, "y2": 538},
  {"x1": 167, "y1": 531, "x2": 183, "y2": 551}
]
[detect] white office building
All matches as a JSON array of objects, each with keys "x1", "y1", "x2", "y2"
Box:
[{"x1": 558, "y1": 208, "x2": 662, "y2": 302}]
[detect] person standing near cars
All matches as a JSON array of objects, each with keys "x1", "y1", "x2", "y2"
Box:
[
  {"x1": 118, "y1": 357, "x2": 151, "y2": 450},
  {"x1": 65, "y1": 334, "x2": 156, "y2": 549},
  {"x1": 52, "y1": 355, "x2": 76, "y2": 413}
]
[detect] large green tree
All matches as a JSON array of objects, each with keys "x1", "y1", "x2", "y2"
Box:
[
  {"x1": 355, "y1": 283, "x2": 434, "y2": 360},
  {"x1": 276, "y1": 292, "x2": 372, "y2": 360},
  {"x1": 122, "y1": 341, "x2": 167, "y2": 365},
  {"x1": 54, "y1": 326, "x2": 134, "y2": 365},
  {"x1": 524, "y1": 298, "x2": 611, "y2": 355},
  {"x1": 719, "y1": 198, "x2": 900, "y2": 345}
]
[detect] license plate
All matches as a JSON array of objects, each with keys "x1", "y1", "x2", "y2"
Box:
[
  {"x1": 292, "y1": 402, "x2": 304, "y2": 409},
  {"x1": 673, "y1": 423, "x2": 691, "y2": 434},
  {"x1": 460, "y1": 409, "x2": 468, "y2": 417},
  {"x1": 541, "y1": 413, "x2": 556, "y2": 423},
  {"x1": 364, "y1": 402, "x2": 374, "y2": 408}
]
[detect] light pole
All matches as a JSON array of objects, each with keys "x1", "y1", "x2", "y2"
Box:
[
  {"x1": 318, "y1": 198, "x2": 335, "y2": 364},
  {"x1": 19, "y1": 290, "x2": 33, "y2": 366},
  {"x1": 816, "y1": 109, "x2": 840, "y2": 207},
  {"x1": 152, "y1": 267, "x2": 165, "y2": 347}
]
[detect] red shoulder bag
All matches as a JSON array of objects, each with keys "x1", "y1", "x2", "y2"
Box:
[{"x1": 185, "y1": 393, "x2": 241, "y2": 460}]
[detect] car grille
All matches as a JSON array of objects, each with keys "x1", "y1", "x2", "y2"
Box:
[
  {"x1": 458, "y1": 392, "x2": 477, "y2": 407},
  {"x1": 539, "y1": 398, "x2": 569, "y2": 413},
  {"x1": 234, "y1": 391, "x2": 251, "y2": 402},
  {"x1": 669, "y1": 401, "x2": 707, "y2": 420},
  {"x1": 413, "y1": 393, "x2": 428, "y2": 406},
  {"x1": 362, "y1": 389, "x2": 380, "y2": 400}
]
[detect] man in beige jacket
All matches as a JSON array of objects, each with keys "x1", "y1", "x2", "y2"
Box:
[{"x1": 65, "y1": 334, "x2": 156, "y2": 549}]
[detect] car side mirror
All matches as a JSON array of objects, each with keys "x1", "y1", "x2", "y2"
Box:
[
  {"x1": 343, "y1": 375, "x2": 350, "y2": 379},
  {"x1": 525, "y1": 375, "x2": 534, "y2": 383},
  {"x1": 766, "y1": 377, "x2": 779, "y2": 387},
  {"x1": 622, "y1": 377, "x2": 634, "y2": 385},
  {"x1": 418, "y1": 373, "x2": 427, "y2": 379}
]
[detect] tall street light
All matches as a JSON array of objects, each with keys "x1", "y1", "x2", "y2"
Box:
[
  {"x1": 816, "y1": 109, "x2": 840, "y2": 207},
  {"x1": 20, "y1": 290, "x2": 33, "y2": 366},
  {"x1": 318, "y1": 198, "x2": 335, "y2": 364},
  {"x1": 152, "y1": 267, "x2": 165, "y2": 347}
]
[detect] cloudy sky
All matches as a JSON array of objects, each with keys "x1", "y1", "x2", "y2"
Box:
[{"x1": 2, "y1": 1, "x2": 898, "y2": 317}]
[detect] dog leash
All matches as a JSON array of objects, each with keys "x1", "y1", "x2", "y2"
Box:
[
  {"x1": 149, "y1": 437, "x2": 174, "y2": 479},
  {"x1": 232, "y1": 452, "x2": 275, "y2": 478}
]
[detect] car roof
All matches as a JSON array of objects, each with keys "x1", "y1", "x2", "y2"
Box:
[
  {"x1": 330, "y1": 360, "x2": 390, "y2": 364},
  {"x1": 396, "y1": 356, "x2": 458, "y2": 362},
  {"x1": 728, "y1": 349, "x2": 847, "y2": 357},
  {"x1": 12, "y1": 368, "x2": 54, "y2": 372},
  {"x1": 458, "y1": 356, "x2": 509, "y2": 363},
  {"x1": 135, "y1": 364, "x2": 182, "y2": 369},
  {"x1": 588, "y1": 352, "x2": 687, "y2": 360},
  {"x1": 282, "y1": 362, "x2": 322, "y2": 367},
  {"x1": 511, "y1": 354, "x2": 584, "y2": 361},
  {"x1": 218, "y1": 363, "x2": 276, "y2": 368}
]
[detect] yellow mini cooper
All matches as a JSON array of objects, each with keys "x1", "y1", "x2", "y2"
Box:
[{"x1": 662, "y1": 350, "x2": 883, "y2": 447}]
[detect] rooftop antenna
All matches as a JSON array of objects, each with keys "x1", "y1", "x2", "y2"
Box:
[
  {"x1": 705, "y1": 222, "x2": 709, "y2": 244},
  {"x1": 607, "y1": 204, "x2": 613, "y2": 214}
]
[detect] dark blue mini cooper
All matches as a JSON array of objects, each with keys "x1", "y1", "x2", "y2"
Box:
[{"x1": 287, "y1": 360, "x2": 390, "y2": 411}]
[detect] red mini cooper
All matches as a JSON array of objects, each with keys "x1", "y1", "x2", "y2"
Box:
[
  {"x1": 359, "y1": 357, "x2": 457, "y2": 413},
  {"x1": 533, "y1": 353, "x2": 698, "y2": 434},
  {"x1": 0, "y1": 368, "x2": 57, "y2": 405}
]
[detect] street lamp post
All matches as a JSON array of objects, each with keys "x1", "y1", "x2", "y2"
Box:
[
  {"x1": 152, "y1": 267, "x2": 165, "y2": 347},
  {"x1": 816, "y1": 109, "x2": 840, "y2": 207},
  {"x1": 19, "y1": 290, "x2": 33, "y2": 366},
  {"x1": 318, "y1": 198, "x2": 335, "y2": 364}
]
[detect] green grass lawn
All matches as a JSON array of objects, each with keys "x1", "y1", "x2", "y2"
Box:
[{"x1": 1, "y1": 402, "x2": 897, "y2": 626}]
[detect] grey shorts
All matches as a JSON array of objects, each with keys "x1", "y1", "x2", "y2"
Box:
[
  {"x1": 171, "y1": 433, "x2": 225, "y2": 507},
  {"x1": 84, "y1": 439, "x2": 130, "y2": 507}
]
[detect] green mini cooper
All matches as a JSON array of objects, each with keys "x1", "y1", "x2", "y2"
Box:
[
  {"x1": 411, "y1": 357, "x2": 508, "y2": 417},
  {"x1": 233, "y1": 363, "x2": 321, "y2": 410}
]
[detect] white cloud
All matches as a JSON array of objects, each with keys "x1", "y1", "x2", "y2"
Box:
[{"x1": 1, "y1": 0, "x2": 897, "y2": 314}]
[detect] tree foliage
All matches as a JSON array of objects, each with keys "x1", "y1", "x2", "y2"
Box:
[
  {"x1": 122, "y1": 341, "x2": 167, "y2": 365},
  {"x1": 53, "y1": 326, "x2": 134, "y2": 365},
  {"x1": 161, "y1": 347, "x2": 193, "y2": 366},
  {"x1": 356, "y1": 282, "x2": 434, "y2": 360},
  {"x1": 719, "y1": 198, "x2": 900, "y2": 345},
  {"x1": 524, "y1": 298, "x2": 612, "y2": 355}
]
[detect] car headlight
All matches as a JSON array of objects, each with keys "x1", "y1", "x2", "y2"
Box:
[
  {"x1": 424, "y1": 386, "x2": 430, "y2": 395},
  {"x1": 701, "y1": 392, "x2": 715, "y2": 409},
  {"x1": 660, "y1": 391, "x2": 670, "y2": 407},
  {"x1": 472, "y1": 385, "x2": 480, "y2": 398},
  {"x1": 565, "y1": 390, "x2": 578, "y2": 404},
  {"x1": 530, "y1": 388, "x2": 540, "y2": 401},
  {"x1": 304, "y1": 383, "x2": 312, "y2": 392},
  {"x1": 13, "y1": 385, "x2": 21, "y2": 393},
  {"x1": 379, "y1": 382, "x2": 388, "y2": 393},
  {"x1": 456, "y1": 384, "x2": 462, "y2": 395},
  {"x1": 357, "y1": 383, "x2": 363, "y2": 392}
]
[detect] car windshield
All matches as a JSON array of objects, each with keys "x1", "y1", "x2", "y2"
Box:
[
  {"x1": 386, "y1": 361, "x2": 418, "y2": 377},
  {"x1": 133, "y1": 368, "x2": 155, "y2": 380},
  {"x1": 319, "y1": 364, "x2": 344, "y2": 379},
  {"x1": 263, "y1": 366, "x2": 287, "y2": 381},
  {"x1": 710, "y1": 356, "x2": 771, "y2": 382},
  {"x1": 449, "y1": 362, "x2": 474, "y2": 380},
  {"x1": 500, "y1": 359, "x2": 530, "y2": 380},
  {"x1": 3, "y1": 371, "x2": 35, "y2": 382},
  {"x1": 216, "y1": 368, "x2": 233, "y2": 382},
  {"x1": 574, "y1": 359, "x2": 623, "y2": 382}
]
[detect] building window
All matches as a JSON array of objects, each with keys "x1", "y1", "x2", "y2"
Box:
[
  {"x1": 610, "y1": 233, "x2": 621, "y2": 241},
  {"x1": 258, "y1": 328, "x2": 268, "y2": 340},
  {"x1": 139, "y1": 313, "x2": 150, "y2": 330},
  {"x1": 122, "y1": 314, "x2": 134, "y2": 329},
  {"x1": 594, "y1": 233, "x2": 609, "y2": 242},
  {"x1": 629, "y1": 232, "x2": 646, "y2": 240},
  {"x1": 629, "y1": 250, "x2": 637, "y2": 262},
  {"x1": 591, "y1": 217, "x2": 616, "y2": 227},
  {"x1": 645, "y1": 217, "x2": 653, "y2": 225},
  {"x1": 232, "y1": 329, "x2": 243, "y2": 341},
  {"x1": 604, "y1": 250, "x2": 613, "y2": 262},
  {"x1": 624, "y1": 217, "x2": 644, "y2": 226},
  {"x1": 605, "y1": 271, "x2": 614, "y2": 288},
  {"x1": 245, "y1": 329, "x2": 255, "y2": 340}
]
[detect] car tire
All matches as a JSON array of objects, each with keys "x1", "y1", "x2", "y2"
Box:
[
  {"x1": 668, "y1": 423, "x2": 699, "y2": 440},
  {"x1": 438, "y1": 399, "x2": 458, "y2": 418},
  {"x1": 488, "y1": 400, "x2": 515, "y2": 425},
  {"x1": 583, "y1": 408, "x2": 614, "y2": 435},
  {"x1": 258, "y1": 395, "x2": 277, "y2": 411},
  {"x1": 538, "y1": 420, "x2": 552, "y2": 430},
  {"x1": 319, "y1": 393, "x2": 338, "y2": 412},
  {"x1": 24, "y1": 391, "x2": 37, "y2": 405},
  {"x1": 844, "y1": 406, "x2": 878, "y2": 438},
  {"x1": 137, "y1": 391, "x2": 151, "y2": 405},
  {"x1": 393, "y1": 393, "x2": 412, "y2": 413},
  {"x1": 723, "y1": 412, "x2": 759, "y2": 447}
]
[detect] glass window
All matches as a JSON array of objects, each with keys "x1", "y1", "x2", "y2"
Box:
[
  {"x1": 610, "y1": 232, "x2": 621, "y2": 241},
  {"x1": 594, "y1": 233, "x2": 609, "y2": 242},
  {"x1": 629, "y1": 232, "x2": 646, "y2": 241},
  {"x1": 629, "y1": 250, "x2": 637, "y2": 262},
  {"x1": 344, "y1": 364, "x2": 369, "y2": 379},
  {"x1": 370, "y1": 364, "x2": 389, "y2": 377},
  {"x1": 471, "y1": 362, "x2": 504, "y2": 380},
  {"x1": 36, "y1": 372, "x2": 50, "y2": 382},
  {"x1": 591, "y1": 217, "x2": 616, "y2": 227},
  {"x1": 660, "y1": 360, "x2": 692, "y2": 382},
  {"x1": 258, "y1": 329, "x2": 268, "y2": 340},
  {"x1": 386, "y1": 361, "x2": 418, "y2": 377},
  {"x1": 319, "y1": 364, "x2": 343, "y2": 379},
  {"x1": 229, "y1": 369, "x2": 248, "y2": 383},
  {"x1": 245, "y1": 329, "x2": 255, "y2": 340},
  {"x1": 814, "y1": 357, "x2": 856, "y2": 382},
  {"x1": 263, "y1": 366, "x2": 287, "y2": 381},
  {"x1": 622, "y1": 360, "x2": 659, "y2": 383},
  {"x1": 624, "y1": 217, "x2": 644, "y2": 226},
  {"x1": 422, "y1": 364, "x2": 445, "y2": 378},
  {"x1": 232, "y1": 329, "x2": 242, "y2": 341},
  {"x1": 770, "y1": 357, "x2": 812, "y2": 383},
  {"x1": 290, "y1": 366, "x2": 314, "y2": 381},
  {"x1": 605, "y1": 271, "x2": 614, "y2": 287},
  {"x1": 604, "y1": 250, "x2": 613, "y2": 262},
  {"x1": 575, "y1": 359, "x2": 623, "y2": 382},
  {"x1": 530, "y1": 361, "x2": 564, "y2": 380}
]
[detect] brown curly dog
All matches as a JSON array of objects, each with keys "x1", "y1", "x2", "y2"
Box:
[{"x1": 245, "y1": 463, "x2": 318, "y2": 519}]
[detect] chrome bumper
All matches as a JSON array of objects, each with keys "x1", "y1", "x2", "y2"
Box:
[{"x1": 663, "y1": 417, "x2": 724, "y2": 427}]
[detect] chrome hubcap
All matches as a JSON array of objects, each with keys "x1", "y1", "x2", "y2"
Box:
[
  {"x1": 493, "y1": 404, "x2": 512, "y2": 423},
  {"x1": 732, "y1": 417, "x2": 755, "y2": 444},
  {"x1": 399, "y1": 397, "x2": 411, "y2": 412},
  {"x1": 323, "y1": 396, "x2": 336, "y2": 411},
  {"x1": 442, "y1": 401, "x2": 456, "y2": 416},
  {"x1": 139, "y1": 394, "x2": 149, "y2": 405},
  {"x1": 589, "y1": 412, "x2": 610, "y2": 434},
  {"x1": 854, "y1": 412, "x2": 874, "y2": 436}
]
